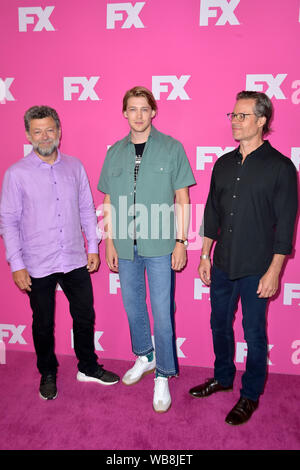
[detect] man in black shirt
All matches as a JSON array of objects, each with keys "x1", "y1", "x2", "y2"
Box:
[{"x1": 189, "y1": 91, "x2": 298, "y2": 425}]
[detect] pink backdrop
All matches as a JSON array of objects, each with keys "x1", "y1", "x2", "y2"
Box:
[{"x1": 0, "y1": 0, "x2": 299, "y2": 375}]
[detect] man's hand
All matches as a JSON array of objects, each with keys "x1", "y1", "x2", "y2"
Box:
[
  {"x1": 12, "y1": 269, "x2": 32, "y2": 292},
  {"x1": 257, "y1": 254, "x2": 285, "y2": 298},
  {"x1": 105, "y1": 240, "x2": 119, "y2": 272},
  {"x1": 257, "y1": 269, "x2": 279, "y2": 298},
  {"x1": 198, "y1": 259, "x2": 211, "y2": 286},
  {"x1": 172, "y1": 243, "x2": 187, "y2": 271},
  {"x1": 87, "y1": 253, "x2": 100, "y2": 273}
]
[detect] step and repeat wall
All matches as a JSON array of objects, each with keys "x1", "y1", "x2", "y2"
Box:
[{"x1": 0, "y1": 0, "x2": 299, "y2": 374}]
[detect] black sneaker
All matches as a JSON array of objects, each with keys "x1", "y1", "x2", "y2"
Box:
[
  {"x1": 77, "y1": 364, "x2": 120, "y2": 385},
  {"x1": 39, "y1": 374, "x2": 57, "y2": 400}
]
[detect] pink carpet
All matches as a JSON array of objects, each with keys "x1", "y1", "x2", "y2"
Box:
[{"x1": 0, "y1": 350, "x2": 299, "y2": 451}]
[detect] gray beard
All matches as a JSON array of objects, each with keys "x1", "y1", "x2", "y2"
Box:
[{"x1": 33, "y1": 138, "x2": 59, "y2": 157}]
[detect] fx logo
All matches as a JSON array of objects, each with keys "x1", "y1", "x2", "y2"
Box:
[
  {"x1": 236, "y1": 342, "x2": 273, "y2": 365},
  {"x1": 63, "y1": 77, "x2": 100, "y2": 101},
  {"x1": 199, "y1": 0, "x2": 240, "y2": 26},
  {"x1": 283, "y1": 283, "x2": 300, "y2": 305},
  {"x1": 152, "y1": 335, "x2": 187, "y2": 358},
  {"x1": 0, "y1": 78, "x2": 15, "y2": 104},
  {"x1": 24, "y1": 144, "x2": 33, "y2": 157},
  {"x1": 196, "y1": 146, "x2": 235, "y2": 170},
  {"x1": 109, "y1": 273, "x2": 120, "y2": 294},
  {"x1": 194, "y1": 279, "x2": 210, "y2": 300},
  {"x1": 291, "y1": 148, "x2": 300, "y2": 172},
  {"x1": 0, "y1": 340, "x2": 5, "y2": 364},
  {"x1": 246, "y1": 74, "x2": 287, "y2": 99},
  {"x1": 18, "y1": 6, "x2": 55, "y2": 32},
  {"x1": 107, "y1": 2, "x2": 145, "y2": 29},
  {"x1": 71, "y1": 330, "x2": 104, "y2": 352},
  {"x1": 152, "y1": 76, "x2": 191, "y2": 100},
  {"x1": 0, "y1": 324, "x2": 27, "y2": 344}
]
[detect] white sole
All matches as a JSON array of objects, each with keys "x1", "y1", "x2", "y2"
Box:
[
  {"x1": 39, "y1": 391, "x2": 58, "y2": 400},
  {"x1": 153, "y1": 401, "x2": 172, "y2": 413},
  {"x1": 76, "y1": 371, "x2": 119, "y2": 386},
  {"x1": 122, "y1": 367, "x2": 156, "y2": 386}
]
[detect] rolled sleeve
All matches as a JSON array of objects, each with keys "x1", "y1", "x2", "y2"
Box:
[
  {"x1": 173, "y1": 142, "x2": 196, "y2": 190},
  {"x1": 273, "y1": 159, "x2": 298, "y2": 254},
  {"x1": 97, "y1": 151, "x2": 111, "y2": 195}
]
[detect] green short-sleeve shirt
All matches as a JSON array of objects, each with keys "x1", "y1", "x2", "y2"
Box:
[{"x1": 98, "y1": 126, "x2": 196, "y2": 260}]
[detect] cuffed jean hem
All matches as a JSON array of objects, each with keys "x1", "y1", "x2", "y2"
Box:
[
  {"x1": 156, "y1": 367, "x2": 178, "y2": 377},
  {"x1": 133, "y1": 347, "x2": 155, "y2": 357}
]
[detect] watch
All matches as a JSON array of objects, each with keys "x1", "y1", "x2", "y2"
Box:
[
  {"x1": 200, "y1": 254, "x2": 210, "y2": 260},
  {"x1": 176, "y1": 239, "x2": 188, "y2": 246}
]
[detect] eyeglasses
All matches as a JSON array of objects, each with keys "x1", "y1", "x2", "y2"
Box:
[{"x1": 227, "y1": 113, "x2": 255, "y2": 122}]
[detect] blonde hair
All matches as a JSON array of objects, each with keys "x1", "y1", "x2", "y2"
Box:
[{"x1": 122, "y1": 86, "x2": 157, "y2": 113}]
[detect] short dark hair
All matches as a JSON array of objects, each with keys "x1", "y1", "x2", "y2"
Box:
[
  {"x1": 236, "y1": 90, "x2": 273, "y2": 135},
  {"x1": 122, "y1": 86, "x2": 157, "y2": 113},
  {"x1": 24, "y1": 105, "x2": 61, "y2": 132}
]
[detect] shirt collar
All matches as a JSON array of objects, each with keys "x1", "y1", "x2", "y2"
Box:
[
  {"x1": 27, "y1": 149, "x2": 62, "y2": 167},
  {"x1": 126, "y1": 125, "x2": 158, "y2": 145},
  {"x1": 236, "y1": 140, "x2": 269, "y2": 160}
]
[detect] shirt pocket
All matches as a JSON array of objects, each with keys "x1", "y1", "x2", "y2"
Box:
[
  {"x1": 110, "y1": 167, "x2": 123, "y2": 177},
  {"x1": 152, "y1": 164, "x2": 173, "y2": 174}
]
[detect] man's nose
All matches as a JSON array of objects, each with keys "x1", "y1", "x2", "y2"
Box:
[{"x1": 41, "y1": 131, "x2": 50, "y2": 140}]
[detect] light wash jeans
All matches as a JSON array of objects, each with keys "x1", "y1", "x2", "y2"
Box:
[{"x1": 118, "y1": 246, "x2": 178, "y2": 376}]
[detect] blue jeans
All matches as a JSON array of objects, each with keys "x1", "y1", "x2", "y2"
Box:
[
  {"x1": 210, "y1": 265, "x2": 268, "y2": 401},
  {"x1": 118, "y1": 247, "x2": 178, "y2": 376}
]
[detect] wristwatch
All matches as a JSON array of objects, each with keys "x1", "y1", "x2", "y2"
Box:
[
  {"x1": 176, "y1": 239, "x2": 188, "y2": 247},
  {"x1": 200, "y1": 254, "x2": 210, "y2": 260}
]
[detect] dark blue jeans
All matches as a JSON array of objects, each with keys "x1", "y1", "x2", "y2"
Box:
[{"x1": 210, "y1": 265, "x2": 268, "y2": 401}]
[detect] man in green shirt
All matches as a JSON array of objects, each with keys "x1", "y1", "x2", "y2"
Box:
[{"x1": 98, "y1": 86, "x2": 195, "y2": 413}]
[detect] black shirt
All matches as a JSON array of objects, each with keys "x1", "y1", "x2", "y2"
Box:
[
  {"x1": 133, "y1": 142, "x2": 146, "y2": 242},
  {"x1": 203, "y1": 141, "x2": 298, "y2": 280}
]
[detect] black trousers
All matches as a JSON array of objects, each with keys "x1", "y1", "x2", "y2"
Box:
[{"x1": 28, "y1": 266, "x2": 98, "y2": 376}]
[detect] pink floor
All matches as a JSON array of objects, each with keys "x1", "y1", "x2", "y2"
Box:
[{"x1": 0, "y1": 350, "x2": 299, "y2": 451}]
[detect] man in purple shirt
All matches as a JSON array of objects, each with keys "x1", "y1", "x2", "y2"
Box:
[{"x1": 0, "y1": 105, "x2": 119, "y2": 400}]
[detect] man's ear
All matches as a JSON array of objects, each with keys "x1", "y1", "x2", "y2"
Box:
[
  {"x1": 25, "y1": 132, "x2": 32, "y2": 143},
  {"x1": 257, "y1": 115, "x2": 266, "y2": 129}
]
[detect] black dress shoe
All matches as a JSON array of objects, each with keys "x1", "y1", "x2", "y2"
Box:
[
  {"x1": 189, "y1": 378, "x2": 233, "y2": 398},
  {"x1": 225, "y1": 397, "x2": 258, "y2": 425}
]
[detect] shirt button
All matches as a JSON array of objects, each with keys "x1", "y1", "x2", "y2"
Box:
[
  {"x1": 233, "y1": 195, "x2": 236, "y2": 198},
  {"x1": 229, "y1": 228, "x2": 232, "y2": 232},
  {"x1": 230, "y1": 212, "x2": 234, "y2": 216},
  {"x1": 236, "y1": 177, "x2": 240, "y2": 181}
]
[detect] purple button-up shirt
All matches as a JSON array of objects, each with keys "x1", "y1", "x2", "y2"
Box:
[{"x1": 0, "y1": 150, "x2": 99, "y2": 278}]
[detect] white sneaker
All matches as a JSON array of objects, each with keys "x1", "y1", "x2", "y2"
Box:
[
  {"x1": 122, "y1": 354, "x2": 156, "y2": 385},
  {"x1": 153, "y1": 377, "x2": 171, "y2": 413}
]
